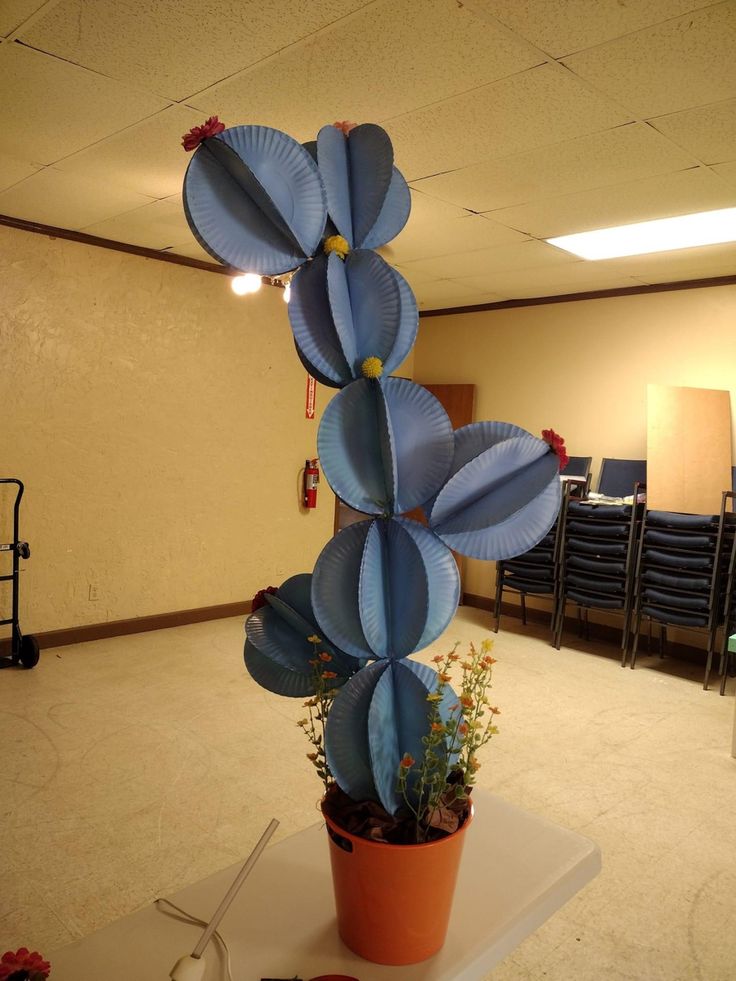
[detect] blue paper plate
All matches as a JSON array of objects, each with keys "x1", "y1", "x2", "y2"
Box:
[
  {"x1": 429, "y1": 429, "x2": 562, "y2": 560},
  {"x1": 289, "y1": 251, "x2": 417, "y2": 388},
  {"x1": 312, "y1": 517, "x2": 460, "y2": 660},
  {"x1": 243, "y1": 573, "x2": 355, "y2": 696},
  {"x1": 325, "y1": 660, "x2": 388, "y2": 802},
  {"x1": 318, "y1": 378, "x2": 453, "y2": 515},
  {"x1": 361, "y1": 167, "x2": 411, "y2": 249},
  {"x1": 317, "y1": 124, "x2": 394, "y2": 248},
  {"x1": 184, "y1": 125, "x2": 326, "y2": 275}
]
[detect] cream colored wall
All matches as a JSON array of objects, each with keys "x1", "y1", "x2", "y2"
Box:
[
  {"x1": 1, "y1": 226, "x2": 335, "y2": 633},
  {"x1": 413, "y1": 284, "x2": 736, "y2": 601}
]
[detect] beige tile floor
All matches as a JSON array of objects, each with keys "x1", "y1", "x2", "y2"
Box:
[{"x1": 2, "y1": 606, "x2": 736, "y2": 980}]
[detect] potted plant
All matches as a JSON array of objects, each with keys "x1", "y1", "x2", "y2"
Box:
[{"x1": 182, "y1": 116, "x2": 567, "y2": 965}]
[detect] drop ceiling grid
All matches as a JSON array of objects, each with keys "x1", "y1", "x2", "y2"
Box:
[
  {"x1": 483, "y1": 166, "x2": 736, "y2": 238},
  {"x1": 408, "y1": 122, "x2": 703, "y2": 213},
  {"x1": 15, "y1": 0, "x2": 379, "y2": 101},
  {"x1": 0, "y1": 41, "x2": 170, "y2": 165},
  {"x1": 560, "y1": 1, "x2": 736, "y2": 119},
  {"x1": 467, "y1": 0, "x2": 720, "y2": 59},
  {"x1": 0, "y1": 0, "x2": 732, "y2": 308},
  {"x1": 188, "y1": 0, "x2": 546, "y2": 146}
]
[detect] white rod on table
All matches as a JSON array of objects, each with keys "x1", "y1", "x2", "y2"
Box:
[{"x1": 191, "y1": 817, "x2": 279, "y2": 960}]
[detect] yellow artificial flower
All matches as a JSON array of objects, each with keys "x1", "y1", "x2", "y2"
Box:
[
  {"x1": 361, "y1": 356, "x2": 384, "y2": 379},
  {"x1": 323, "y1": 235, "x2": 350, "y2": 259}
]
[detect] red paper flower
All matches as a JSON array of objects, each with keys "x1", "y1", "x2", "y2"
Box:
[
  {"x1": 251, "y1": 585, "x2": 278, "y2": 612},
  {"x1": 541, "y1": 428, "x2": 569, "y2": 470},
  {"x1": 332, "y1": 120, "x2": 357, "y2": 135},
  {"x1": 181, "y1": 115, "x2": 226, "y2": 152},
  {"x1": 0, "y1": 948, "x2": 51, "y2": 981}
]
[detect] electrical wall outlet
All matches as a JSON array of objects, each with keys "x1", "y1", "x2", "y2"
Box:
[{"x1": 88, "y1": 584, "x2": 99, "y2": 601}]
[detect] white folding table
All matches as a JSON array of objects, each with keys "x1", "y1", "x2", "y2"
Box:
[{"x1": 50, "y1": 789, "x2": 600, "y2": 980}]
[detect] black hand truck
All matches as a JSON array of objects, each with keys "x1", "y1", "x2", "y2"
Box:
[{"x1": 1, "y1": 478, "x2": 39, "y2": 669}]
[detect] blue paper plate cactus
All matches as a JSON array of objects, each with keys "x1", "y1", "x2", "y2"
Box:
[{"x1": 183, "y1": 117, "x2": 564, "y2": 818}]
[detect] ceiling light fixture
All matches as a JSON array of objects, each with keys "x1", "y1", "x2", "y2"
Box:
[
  {"x1": 231, "y1": 272, "x2": 262, "y2": 295},
  {"x1": 546, "y1": 207, "x2": 736, "y2": 260}
]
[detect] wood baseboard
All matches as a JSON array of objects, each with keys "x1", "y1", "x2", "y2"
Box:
[{"x1": 0, "y1": 600, "x2": 252, "y2": 654}]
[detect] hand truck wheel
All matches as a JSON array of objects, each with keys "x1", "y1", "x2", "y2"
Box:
[{"x1": 18, "y1": 634, "x2": 40, "y2": 669}]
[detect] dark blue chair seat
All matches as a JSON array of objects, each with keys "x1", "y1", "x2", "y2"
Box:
[
  {"x1": 642, "y1": 605, "x2": 709, "y2": 627},
  {"x1": 568, "y1": 502, "x2": 631, "y2": 519},
  {"x1": 568, "y1": 589, "x2": 625, "y2": 609},
  {"x1": 567, "y1": 520, "x2": 629, "y2": 538},
  {"x1": 567, "y1": 573, "x2": 623, "y2": 594},
  {"x1": 641, "y1": 569, "x2": 711, "y2": 591},
  {"x1": 504, "y1": 578, "x2": 555, "y2": 594},
  {"x1": 568, "y1": 555, "x2": 626, "y2": 575},
  {"x1": 643, "y1": 587, "x2": 710, "y2": 611},
  {"x1": 647, "y1": 511, "x2": 717, "y2": 530},
  {"x1": 568, "y1": 537, "x2": 628, "y2": 557},
  {"x1": 504, "y1": 562, "x2": 554, "y2": 580},
  {"x1": 644, "y1": 529, "x2": 715, "y2": 549},
  {"x1": 644, "y1": 549, "x2": 713, "y2": 571}
]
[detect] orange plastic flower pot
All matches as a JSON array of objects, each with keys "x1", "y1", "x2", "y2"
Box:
[{"x1": 323, "y1": 806, "x2": 473, "y2": 966}]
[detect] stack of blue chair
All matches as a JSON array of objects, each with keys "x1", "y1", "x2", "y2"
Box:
[
  {"x1": 554, "y1": 492, "x2": 643, "y2": 654},
  {"x1": 629, "y1": 494, "x2": 734, "y2": 688},
  {"x1": 494, "y1": 479, "x2": 586, "y2": 637}
]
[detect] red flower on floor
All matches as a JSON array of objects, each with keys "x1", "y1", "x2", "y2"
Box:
[
  {"x1": 0, "y1": 948, "x2": 51, "y2": 981},
  {"x1": 181, "y1": 115, "x2": 226, "y2": 151},
  {"x1": 251, "y1": 585, "x2": 279, "y2": 611},
  {"x1": 541, "y1": 428, "x2": 569, "y2": 470}
]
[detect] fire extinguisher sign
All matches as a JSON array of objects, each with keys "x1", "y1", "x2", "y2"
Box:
[{"x1": 305, "y1": 374, "x2": 316, "y2": 419}]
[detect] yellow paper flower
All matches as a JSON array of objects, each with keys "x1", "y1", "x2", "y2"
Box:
[
  {"x1": 323, "y1": 235, "x2": 350, "y2": 259},
  {"x1": 361, "y1": 356, "x2": 384, "y2": 379}
]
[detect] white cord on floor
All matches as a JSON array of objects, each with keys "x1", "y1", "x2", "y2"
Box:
[{"x1": 155, "y1": 896, "x2": 233, "y2": 981}]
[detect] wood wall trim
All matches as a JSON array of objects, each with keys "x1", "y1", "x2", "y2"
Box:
[
  {"x1": 420, "y1": 274, "x2": 736, "y2": 318},
  {"x1": 0, "y1": 212, "x2": 238, "y2": 277},
  {"x1": 0, "y1": 601, "x2": 251, "y2": 655}
]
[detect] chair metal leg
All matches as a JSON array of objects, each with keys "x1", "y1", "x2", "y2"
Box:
[{"x1": 630, "y1": 612, "x2": 643, "y2": 669}]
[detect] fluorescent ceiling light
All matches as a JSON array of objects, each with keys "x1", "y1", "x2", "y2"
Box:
[{"x1": 547, "y1": 208, "x2": 736, "y2": 260}]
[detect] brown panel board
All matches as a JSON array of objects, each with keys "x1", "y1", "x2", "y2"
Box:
[{"x1": 647, "y1": 384, "x2": 732, "y2": 513}]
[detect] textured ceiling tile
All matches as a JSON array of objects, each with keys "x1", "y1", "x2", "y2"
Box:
[
  {"x1": 0, "y1": 150, "x2": 42, "y2": 192},
  {"x1": 413, "y1": 279, "x2": 505, "y2": 310},
  {"x1": 456, "y1": 266, "x2": 644, "y2": 298},
  {"x1": 0, "y1": 42, "x2": 169, "y2": 165},
  {"x1": 387, "y1": 212, "x2": 529, "y2": 265},
  {"x1": 81, "y1": 199, "x2": 194, "y2": 250},
  {"x1": 470, "y1": 0, "x2": 711, "y2": 58},
  {"x1": 712, "y1": 161, "x2": 736, "y2": 187},
  {"x1": 411, "y1": 122, "x2": 699, "y2": 211},
  {"x1": 400, "y1": 239, "x2": 577, "y2": 280},
  {"x1": 194, "y1": 0, "x2": 543, "y2": 143},
  {"x1": 0, "y1": 168, "x2": 153, "y2": 228},
  {"x1": 650, "y1": 99, "x2": 736, "y2": 165},
  {"x1": 55, "y1": 106, "x2": 209, "y2": 199},
  {"x1": 487, "y1": 167, "x2": 736, "y2": 238},
  {"x1": 593, "y1": 242, "x2": 736, "y2": 282},
  {"x1": 19, "y1": 0, "x2": 375, "y2": 101},
  {"x1": 385, "y1": 63, "x2": 633, "y2": 181},
  {"x1": 0, "y1": 0, "x2": 47, "y2": 36},
  {"x1": 562, "y1": 3, "x2": 736, "y2": 118}
]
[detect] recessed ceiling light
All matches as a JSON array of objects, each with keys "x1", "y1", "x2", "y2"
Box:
[{"x1": 547, "y1": 207, "x2": 736, "y2": 260}]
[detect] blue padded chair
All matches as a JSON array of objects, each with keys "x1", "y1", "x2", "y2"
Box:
[
  {"x1": 564, "y1": 455, "x2": 592, "y2": 479},
  {"x1": 597, "y1": 458, "x2": 646, "y2": 497}
]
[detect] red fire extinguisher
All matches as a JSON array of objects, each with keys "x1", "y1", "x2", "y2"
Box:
[{"x1": 303, "y1": 458, "x2": 320, "y2": 508}]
